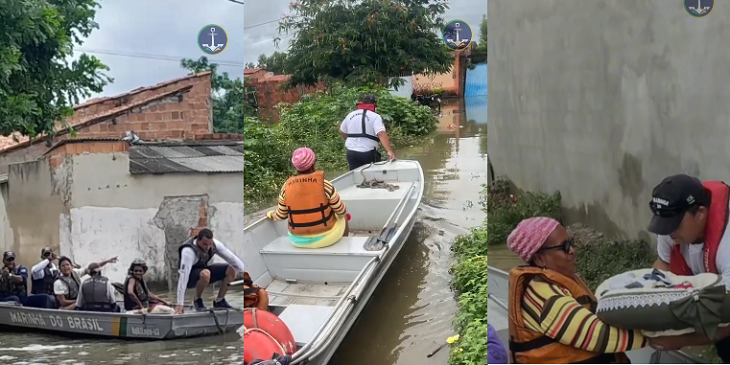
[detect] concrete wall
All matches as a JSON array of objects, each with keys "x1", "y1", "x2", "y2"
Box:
[
  {"x1": 488, "y1": 0, "x2": 730, "y2": 240},
  {"x1": 0, "y1": 147, "x2": 243, "y2": 287}
]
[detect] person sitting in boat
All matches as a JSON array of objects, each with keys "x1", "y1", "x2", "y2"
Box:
[
  {"x1": 265, "y1": 147, "x2": 350, "y2": 249},
  {"x1": 124, "y1": 258, "x2": 173, "y2": 314},
  {"x1": 30, "y1": 248, "x2": 60, "y2": 300},
  {"x1": 76, "y1": 267, "x2": 120, "y2": 312},
  {"x1": 243, "y1": 271, "x2": 269, "y2": 311},
  {"x1": 175, "y1": 228, "x2": 245, "y2": 314},
  {"x1": 0, "y1": 251, "x2": 56, "y2": 309},
  {"x1": 506, "y1": 217, "x2": 647, "y2": 364},
  {"x1": 54, "y1": 255, "x2": 118, "y2": 310}
]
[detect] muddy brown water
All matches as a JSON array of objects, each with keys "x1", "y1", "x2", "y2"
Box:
[
  {"x1": 330, "y1": 97, "x2": 487, "y2": 365},
  {"x1": 0, "y1": 98, "x2": 486, "y2": 364}
]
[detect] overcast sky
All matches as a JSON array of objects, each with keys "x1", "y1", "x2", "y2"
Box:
[
  {"x1": 243, "y1": 0, "x2": 487, "y2": 65},
  {"x1": 76, "y1": 0, "x2": 243, "y2": 100}
]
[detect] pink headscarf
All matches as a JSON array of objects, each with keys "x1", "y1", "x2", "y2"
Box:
[
  {"x1": 291, "y1": 147, "x2": 316, "y2": 172},
  {"x1": 507, "y1": 217, "x2": 560, "y2": 263}
]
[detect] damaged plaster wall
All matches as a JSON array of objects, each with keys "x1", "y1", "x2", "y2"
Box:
[
  {"x1": 57, "y1": 153, "x2": 243, "y2": 286},
  {"x1": 0, "y1": 184, "x2": 14, "y2": 254},
  {"x1": 154, "y1": 195, "x2": 214, "y2": 291}
]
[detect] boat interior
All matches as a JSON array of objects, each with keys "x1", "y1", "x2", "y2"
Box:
[{"x1": 244, "y1": 161, "x2": 422, "y2": 348}]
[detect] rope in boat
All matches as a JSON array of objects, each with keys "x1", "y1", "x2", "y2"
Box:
[
  {"x1": 356, "y1": 161, "x2": 400, "y2": 192},
  {"x1": 209, "y1": 309, "x2": 224, "y2": 334}
]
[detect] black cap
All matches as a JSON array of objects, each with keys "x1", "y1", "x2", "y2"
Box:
[
  {"x1": 647, "y1": 174, "x2": 708, "y2": 235},
  {"x1": 3, "y1": 251, "x2": 15, "y2": 260}
]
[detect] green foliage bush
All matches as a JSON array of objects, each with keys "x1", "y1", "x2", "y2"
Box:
[
  {"x1": 447, "y1": 178, "x2": 658, "y2": 364},
  {"x1": 244, "y1": 84, "x2": 438, "y2": 212}
]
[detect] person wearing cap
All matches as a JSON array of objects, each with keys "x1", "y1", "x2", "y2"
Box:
[
  {"x1": 339, "y1": 93, "x2": 396, "y2": 170},
  {"x1": 54, "y1": 255, "x2": 118, "y2": 310},
  {"x1": 645, "y1": 174, "x2": 730, "y2": 359},
  {"x1": 265, "y1": 147, "x2": 350, "y2": 249},
  {"x1": 30, "y1": 247, "x2": 60, "y2": 297},
  {"x1": 506, "y1": 217, "x2": 645, "y2": 364},
  {"x1": 0, "y1": 251, "x2": 56, "y2": 308},
  {"x1": 76, "y1": 267, "x2": 120, "y2": 312},
  {"x1": 124, "y1": 259, "x2": 173, "y2": 314}
]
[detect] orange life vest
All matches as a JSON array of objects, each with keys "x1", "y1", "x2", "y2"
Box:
[
  {"x1": 508, "y1": 266, "x2": 630, "y2": 364},
  {"x1": 243, "y1": 272, "x2": 260, "y2": 309},
  {"x1": 283, "y1": 170, "x2": 336, "y2": 235},
  {"x1": 670, "y1": 181, "x2": 730, "y2": 276}
]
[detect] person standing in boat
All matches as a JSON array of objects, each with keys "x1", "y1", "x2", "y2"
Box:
[
  {"x1": 54, "y1": 255, "x2": 117, "y2": 310},
  {"x1": 644, "y1": 174, "x2": 730, "y2": 360},
  {"x1": 265, "y1": 147, "x2": 350, "y2": 249},
  {"x1": 506, "y1": 217, "x2": 647, "y2": 364},
  {"x1": 175, "y1": 228, "x2": 244, "y2": 314},
  {"x1": 76, "y1": 267, "x2": 120, "y2": 312},
  {"x1": 31, "y1": 247, "x2": 60, "y2": 298},
  {"x1": 0, "y1": 251, "x2": 57, "y2": 308},
  {"x1": 124, "y1": 259, "x2": 173, "y2": 314},
  {"x1": 339, "y1": 93, "x2": 396, "y2": 170}
]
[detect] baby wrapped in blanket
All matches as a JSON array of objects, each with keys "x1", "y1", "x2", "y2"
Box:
[{"x1": 595, "y1": 268, "x2": 730, "y2": 338}]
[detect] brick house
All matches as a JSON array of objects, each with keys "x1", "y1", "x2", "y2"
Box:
[
  {"x1": 244, "y1": 68, "x2": 268, "y2": 82},
  {"x1": 0, "y1": 71, "x2": 215, "y2": 173},
  {"x1": 0, "y1": 72, "x2": 245, "y2": 287}
]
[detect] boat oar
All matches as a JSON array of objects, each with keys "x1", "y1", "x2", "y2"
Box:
[
  {"x1": 364, "y1": 186, "x2": 413, "y2": 251},
  {"x1": 228, "y1": 280, "x2": 244, "y2": 287}
]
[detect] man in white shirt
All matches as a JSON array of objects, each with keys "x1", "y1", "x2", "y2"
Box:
[
  {"x1": 175, "y1": 228, "x2": 244, "y2": 314},
  {"x1": 646, "y1": 174, "x2": 730, "y2": 360},
  {"x1": 31, "y1": 247, "x2": 60, "y2": 297},
  {"x1": 339, "y1": 94, "x2": 396, "y2": 170}
]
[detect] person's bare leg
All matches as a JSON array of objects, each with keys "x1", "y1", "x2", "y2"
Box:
[
  {"x1": 256, "y1": 288, "x2": 269, "y2": 310},
  {"x1": 195, "y1": 269, "x2": 211, "y2": 299},
  {"x1": 217, "y1": 265, "x2": 236, "y2": 299},
  {"x1": 344, "y1": 219, "x2": 350, "y2": 237}
]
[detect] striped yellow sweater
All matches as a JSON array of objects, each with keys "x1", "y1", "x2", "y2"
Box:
[{"x1": 522, "y1": 278, "x2": 647, "y2": 353}]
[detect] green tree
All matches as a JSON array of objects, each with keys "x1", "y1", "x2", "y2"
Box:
[
  {"x1": 180, "y1": 57, "x2": 243, "y2": 134},
  {"x1": 256, "y1": 52, "x2": 288, "y2": 75},
  {"x1": 245, "y1": 62, "x2": 256, "y2": 69},
  {"x1": 0, "y1": 0, "x2": 112, "y2": 137},
  {"x1": 277, "y1": 0, "x2": 453, "y2": 89}
]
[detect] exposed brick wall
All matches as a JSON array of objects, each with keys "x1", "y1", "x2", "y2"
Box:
[
  {"x1": 245, "y1": 76, "x2": 325, "y2": 121},
  {"x1": 190, "y1": 199, "x2": 209, "y2": 238},
  {"x1": 0, "y1": 73, "x2": 214, "y2": 173}
]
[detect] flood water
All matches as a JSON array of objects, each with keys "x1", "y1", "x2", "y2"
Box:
[
  {"x1": 0, "y1": 288, "x2": 244, "y2": 364},
  {"x1": 330, "y1": 97, "x2": 487, "y2": 365},
  {"x1": 4, "y1": 98, "x2": 486, "y2": 365}
]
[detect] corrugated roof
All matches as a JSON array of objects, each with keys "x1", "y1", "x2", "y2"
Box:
[{"x1": 128, "y1": 143, "x2": 243, "y2": 175}]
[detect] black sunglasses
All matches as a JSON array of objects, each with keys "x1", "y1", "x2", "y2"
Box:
[{"x1": 539, "y1": 237, "x2": 574, "y2": 254}]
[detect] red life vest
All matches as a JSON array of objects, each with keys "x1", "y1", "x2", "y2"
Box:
[{"x1": 669, "y1": 181, "x2": 730, "y2": 275}]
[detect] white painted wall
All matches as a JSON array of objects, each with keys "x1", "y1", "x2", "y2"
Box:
[{"x1": 55, "y1": 153, "x2": 244, "y2": 285}]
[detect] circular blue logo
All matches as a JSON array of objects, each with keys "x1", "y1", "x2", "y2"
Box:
[
  {"x1": 442, "y1": 20, "x2": 473, "y2": 52},
  {"x1": 685, "y1": 0, "x2": 714, "y2": 18},
  {"x1": 198, "y1": 24, "x2": 229, "y2": 56}
]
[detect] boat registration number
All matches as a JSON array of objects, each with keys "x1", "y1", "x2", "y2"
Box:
[{"x1": 8, "y1": 311, "x2": 105, "y2": 332}]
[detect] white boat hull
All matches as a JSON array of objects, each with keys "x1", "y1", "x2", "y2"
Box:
[{"x1": 243, "y1": 161, "x2": 424, "y2": 364}]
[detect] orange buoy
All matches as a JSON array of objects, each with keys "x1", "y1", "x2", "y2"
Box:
[
  {"x1": 243, "y1": 327, "x2": 286, "y2": 364},
  {"x1": 243, "y1": 308, "x2": 297, "y2": 355}
]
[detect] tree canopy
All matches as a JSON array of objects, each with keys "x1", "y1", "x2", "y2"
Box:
[
  {"x1": 180, "y1": 57, "x2": 243, "y2": 134},
  {"x1": 0, "y1": 0, "x2": 112, "y2": 138},
  {"x1": 277, "y1": 0, "x2": 453, "y2": 89}
]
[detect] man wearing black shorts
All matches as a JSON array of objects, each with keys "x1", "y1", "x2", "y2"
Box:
[
  {"x1": 175, "y1": 228, "x2": 244, "y2": 314},
  {"x1": 339, "y1": 94, "x2": 396, "y2": 170}
]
